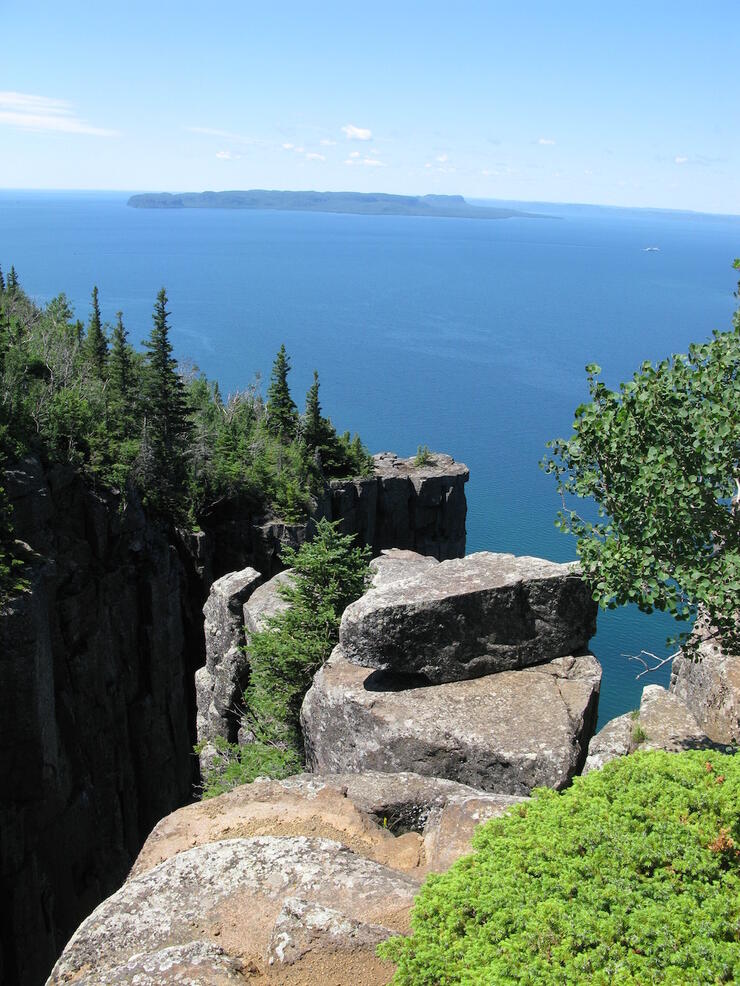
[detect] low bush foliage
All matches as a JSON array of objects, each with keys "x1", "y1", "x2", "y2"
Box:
[{"x1": 380, "y1": 750, "x2": 740, "y2": 985}]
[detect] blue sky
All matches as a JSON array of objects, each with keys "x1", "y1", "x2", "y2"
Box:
[{"x1": 1, "y1": 1, "x2": 738, "y2": 213}]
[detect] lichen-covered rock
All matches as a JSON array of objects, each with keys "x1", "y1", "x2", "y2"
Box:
[
  {"x1": 339, "y1": 551, "x2": 597, "y2": 684},
  {"x1": 195, "y1": 567, "x2": 262, "y2": 747},
  {"x1": 671, "y1": 638, "x2": 740, "y2": 744},
  {"x1": 584, "y1": 684, "x2": 716, "y2": 773},
  {"x1": 66, "y1": 941, "x2": 248, "y2": 985},
  {"x1": 131, "y1": 776, "x2": 423, "y2": 879},
  {"x1": 266, "y1": 896, "x2": 394, "y2": 967},
  {"x1": 47, "y1": 837, "x2": 418, "y2": 985},
  {"x1": 301, "y1": 648, "x2": 601, "y2": 795}
]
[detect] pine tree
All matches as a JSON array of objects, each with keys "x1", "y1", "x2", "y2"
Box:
[
  {"x1": 6, "y1": 266, "x2": 18, "y2": 294},
  {"x1": 0, "y1": 265, "x2": 5, "y2": 294},
  {"x1": 108, "y1": 311, "x2": 136, "y2": 435},
  {"x1": 140, "y1": 288, "x2": 192, "y2": 512},
  {"x1": 85, "y1": 285, "x2": 108, "y2": 376},
  {"x1": 265, "y1": 344, "x2": 297, "y2": 441},
  {"x1": 303, "y1": 369, "x2": 322, "y2": 451}
]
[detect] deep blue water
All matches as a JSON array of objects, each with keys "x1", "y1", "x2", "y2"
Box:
[{"x1": 1, "y1": 189, "x2": 738, "y2": 725}]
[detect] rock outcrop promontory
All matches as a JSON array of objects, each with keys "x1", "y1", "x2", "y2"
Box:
[{"x1": 301, "y1": 548, "x2": 601, "y2": 795}]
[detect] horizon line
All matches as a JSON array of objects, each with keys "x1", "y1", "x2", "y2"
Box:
[{"x1": 0, "y1": 186, "x2": 738, "y2": 221}]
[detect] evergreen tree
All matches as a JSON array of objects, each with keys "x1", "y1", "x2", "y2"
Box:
[
  {"x1": 85, "y1": 285, "x2": 108, "y2": 376},
  {"x1": 303, "y1": 369, "x2": 322, "y2": 451},
  {"x1": 108, "y1": 311, "x2": 136, "y2": 434},
  {"x1": 6, "y1": 266, "x2": 18, "y2": 294},
  {"x1": 265, "y1": 344, "x2": 297, "y2": 441},
  {"x1": 140, "y1": 288, "x2": 192, "y2": 512},
  {"x1": 0, "y1": 265, "x2": 5, "y2": 294}
]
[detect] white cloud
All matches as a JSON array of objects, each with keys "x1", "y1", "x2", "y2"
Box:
[
  {"x1": 538, "y1": 137, "x2": 556, "y2": 145},
  {"x1": 282, "y1": 142, "x2": 294, "y2": 150},
  {"x1": 424, "y1": 162, "x2": 432, "y2": 169},
  {"x1": 320, "y1": 138, "x2": 336, "y2": 146},
  {"x1": 305, "y1": 152, "x2": 325, "y2": 161},
  {"x1": 349, "y1": 150, "x2": 361, "y2": 158},
  {"x1": 216, "y1": 149, "x2": 240, "y2": 160},
  {"x1": 674, "y1": 155, "x2": 688, "y2": 164},
  {"x1": 436, "y1": 153, "x2": 449, "y2": 163},
  {"x1": 341, "y1": 123, "x2": 372, "y2": 141},
  {"x1": 295, "y1": 146, "x2": 305, "y2": 153},
  {"x1": 345, "y1": 156, "x2": 386, "y2": 167},
  {"x1": 0, "y1": 90, "x2": 118, "y2": 136}
]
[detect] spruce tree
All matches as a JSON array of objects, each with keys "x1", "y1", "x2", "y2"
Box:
[
  {"x1": 6, "y1": 266, "x2": 18, "y2": 294},
  {"x1": 108, "y1": 311, "x2": 136, "y2": 435},
  {"x1": 303, "y1": 370, "x2": 322, "y2": 451},
  {"x1": 85, "y1": 285, "x2": 108, "y2": 376},
  {"x1": 140, "y1": 288, "x2": 192, "y2": 512},
  {"x1": 265, "y1": 344, "x2": 297, "y2": 441},
  {"x1": 0, "y1": 265, "x2": 5, "y2": 294}
]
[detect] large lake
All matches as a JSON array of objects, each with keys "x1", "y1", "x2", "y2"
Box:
[{"x1": 2, "y1": 190, "x2": 738, "y2": 724}]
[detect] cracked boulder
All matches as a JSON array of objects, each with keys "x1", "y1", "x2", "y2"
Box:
[
  {"x1": 301, "y1": 648, "x2": 601, "y2": 795},
  {"x1": 47, "y1": 837, "x2": 418, "y2": 985},
  {"x1": 339, "y1": 551, "x2": 597, "y2": 684}
]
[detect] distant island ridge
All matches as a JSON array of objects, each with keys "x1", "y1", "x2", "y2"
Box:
[{"x1": 127, "y1": 189, "x2": 549, "y2": 220}]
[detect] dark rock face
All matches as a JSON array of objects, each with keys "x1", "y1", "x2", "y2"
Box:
[
  {"x1": 0, "y1": 458, "x2": 202, "y2": 986},
  {"x1": 301, "y1": 648, "x2": 601, "y2": 795},
  {"x1": 2, "y1": 451, "x2": 467, "y2": 985},
  {"x1": 331, "y1": 452, "x2": 469, "y2": 560},
  {"x1": 340, "y1": 551, "x2": 597, "y2": 684}
]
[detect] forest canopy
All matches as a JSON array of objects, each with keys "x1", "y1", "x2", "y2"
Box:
[{"x1": 0, "y1": 266, "x2": 374, "y2": 600}]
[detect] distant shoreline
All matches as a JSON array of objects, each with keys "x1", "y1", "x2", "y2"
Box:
[{"x1": 127, "y1": 189, "x2": 550, "y2": 221}]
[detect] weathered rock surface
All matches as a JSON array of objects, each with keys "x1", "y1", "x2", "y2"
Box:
[
  {"x1": 195, "y1": 567, "x2": 262, "y2": 747},
  {"x1": 302, "y1": 649, "x2": 601, "y2": 795},
  {"x1": 131, "y1": 775, "x2": 424, "y2": 879},
  {"x1": 670, "y1": 637, "x2": 740, "y2": 744},
  {"x1": 584, "y1": 684, "x2": 717, "y2": 773},
  {"x1": 47, "y1": 837, "x2": 417, "y2": 985},
  {"x1": 422, "y1": 793, "x2": 524, "y2": 872},
  {"x1": 66, "y1": 941, "x2": 249, "y2": 985},
  {"x1": 331, "y1": 452, "x2": 469, "y2": 560},
  {"x1": 266, "y1": 897, "x2": 394, "y2": 968},
  {"x1": 339, "y1": 551, "x2": 597, "y2": 683},
  {"x1": 243, "y1": 570, "x2": 294, "y2": 634}
]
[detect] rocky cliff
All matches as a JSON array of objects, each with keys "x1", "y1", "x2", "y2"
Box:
[{"x1": 1, "y1": 450, "x2": 468, "y2": 986}]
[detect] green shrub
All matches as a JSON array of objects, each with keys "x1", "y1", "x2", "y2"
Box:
[
  {"x1": 199, "y1": 518, "x2": 371, "y2": 797},
  {"x1": 413, "y1": 444, "x2": 433, "y2": 467},
  {"x1": 380, "y1": 750, "x2": 740, "y2": 985}
]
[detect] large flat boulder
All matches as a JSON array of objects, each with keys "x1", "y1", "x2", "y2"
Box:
[
  {"x1": 339, "y1": 551, "x2": 597, "y2": 684},
  {"x1": 301, "y1": 648, "x2": 601, "y2": 795},
  {"x1": 47, "y1": 837, "x2": 417, "y2": 985}
]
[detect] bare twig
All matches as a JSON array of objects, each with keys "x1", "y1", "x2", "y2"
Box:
[{"x1": 624, "y1": 648, "x2": 681, "y2": 679}]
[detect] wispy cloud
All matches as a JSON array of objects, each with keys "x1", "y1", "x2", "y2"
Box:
[
  {"x1": 305, "y1": 152, "x2": 325, "y2": 161},
  {"x1": 187, "y1": 125, "x2": 261, "y2": 145},
  {"x1": 342, "y1": 123, "x2": 372, "y2": 141},
  {"x1": 538, "y1": 137, "x2": 556, "y2": 146},
  {"x1": 674, "y1": 155, "x2": 688, "y2": 165},
  {"x1": 0, "y1": 91, "x2": 118, "y2": 136},
  {"x1": 216, "y1": 149, "x2": 240, "y2": 160},
  {"x1": 436, "y1": 153, "x2": 449, "y2": 163},
  {"x1": 319, "y1": 138, "x2": 336, "y2": 146}
]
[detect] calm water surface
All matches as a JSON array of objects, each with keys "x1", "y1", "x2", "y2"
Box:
[{"x1": 2, "y1": 190, "x2": 738, "y2": 724}]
